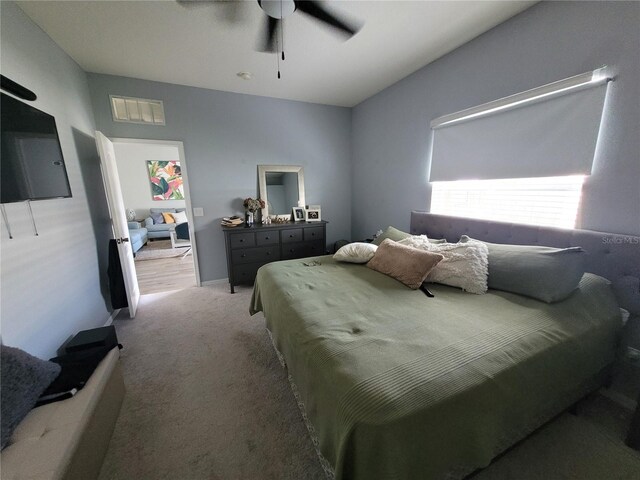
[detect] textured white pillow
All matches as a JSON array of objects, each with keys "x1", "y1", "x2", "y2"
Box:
[
  {"x1": 399, "y1": 236, "x2": 489, "y2": 294},
  {"x1": 334, "y1": 242, "x2": 378, "y2": 264},
  {"x1": 171, "y1": 211, "x2": 188, "y2": 224}
]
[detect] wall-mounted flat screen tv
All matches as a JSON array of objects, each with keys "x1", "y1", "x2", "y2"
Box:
[{"x1": 1, "y1": 92, "x2": 72, "y2": 203}]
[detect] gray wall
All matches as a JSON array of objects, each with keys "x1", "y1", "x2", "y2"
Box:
[
  {"x1": 351, "y1": 1, "x2": 640, "y2": 240},
  {"x1": 0, "y1": 2, "x2": 112, "y2": 358},
  {"x1": 88, "y1": 74, "x2": 352, "y2": 283}
]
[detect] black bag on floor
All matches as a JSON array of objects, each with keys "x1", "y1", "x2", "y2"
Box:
[{"x1": 36, "y1": 326, "x2": 122, "y2": 407}]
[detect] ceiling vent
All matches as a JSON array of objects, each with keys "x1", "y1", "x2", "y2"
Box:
[{"x1": 110, "y1": 95, "x2": 165, "y2": 125}]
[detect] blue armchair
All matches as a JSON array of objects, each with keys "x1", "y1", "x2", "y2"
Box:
[{"x1": 128, "y1": 221, "x2": 149, "y2": 254}]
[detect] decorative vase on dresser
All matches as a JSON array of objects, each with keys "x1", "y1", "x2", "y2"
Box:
[{"x1": 222, "y1": 220, "x2": 327, "y2": 293}]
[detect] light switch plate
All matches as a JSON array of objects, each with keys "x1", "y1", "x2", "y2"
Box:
[{"x1": 193, "y1": 207, "x2": 204, "y2": 217}]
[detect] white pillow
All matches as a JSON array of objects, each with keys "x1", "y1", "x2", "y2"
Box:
[
  {"x1": 398, "y1": 236, "x2": 489, "y2": 294},
  {"x1": 334, "y1": 242, "x2": 378, "y2": 264},
  {"x1": 172, "y1": 211, "x2": 188, "y2": 225}
]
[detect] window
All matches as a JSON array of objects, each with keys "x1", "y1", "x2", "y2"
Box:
[
  {"x1": 427, "y1": 68, "x2": 610, "y2": 229},
  {"x1": 430, "y1": 175, "x2": 585, "y2": 229}
]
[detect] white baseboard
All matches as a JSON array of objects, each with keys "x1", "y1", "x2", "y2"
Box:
[
  {"x1": 200, "y1": 278, "x2": 229, "y2": 286},
  {"x1": 103, "y1": 309, "x2": 121, "y2": 326}
]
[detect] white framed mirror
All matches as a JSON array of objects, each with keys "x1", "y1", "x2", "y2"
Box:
[{"x1": 258, "y1": 165, "x2": 305, "y2": 219}]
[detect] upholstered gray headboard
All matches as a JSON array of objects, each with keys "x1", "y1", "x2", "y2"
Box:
[{"x1": 410, "y1": 212, "x2": 640, "y2": 326}]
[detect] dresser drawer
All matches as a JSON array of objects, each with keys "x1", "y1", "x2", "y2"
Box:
[
  {"x1": 232, "y1": 246, "x2": 280, "y2": 264},
  {"x1": 229, "y1": 232, "x2": 255, "y2": 249},
  {"x1": 306, "y1": 240, "x2": 325, "y2": 257},
  {"x1": 281, "y1": 228, "x2": 303, "y2": 243},
  {"x1": 256, "y1": 231, "x2": 278, "y2": 246},
  {"x1": 281, "y1": 240, "x2": 325, "y2": 260},
  {"x1": 281, "y1": 242, "x2": 307, "y2": 260},
  {"x1": 232, "y1": 263, "x2": 261, "y2": 285},
  {"x1": 304, "y1": 227, "x2": 324, "y2": 241}
]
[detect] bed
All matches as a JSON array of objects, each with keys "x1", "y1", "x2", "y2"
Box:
[{"x1": 250, "y1": 212, "x2": 640, "y2": 480}]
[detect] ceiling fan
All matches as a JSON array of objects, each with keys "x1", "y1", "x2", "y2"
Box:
[
  {"x1": 256, "y1": 0, "x2": 361, "y2": 53},
  {"x1": 177, "y1": 0, "x2": 362, "y2": 54}
]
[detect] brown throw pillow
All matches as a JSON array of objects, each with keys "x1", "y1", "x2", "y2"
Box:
[{"x1": 367, "y1": 239, "x2": 444, "y2": 289}]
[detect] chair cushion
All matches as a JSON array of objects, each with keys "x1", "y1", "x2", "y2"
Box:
[
  {"x1": 172, "y1": 211, "x2": 188, "y2": 225},
  {"x1": 150, "y1": 212, "x2": 164, "y2": 224}
]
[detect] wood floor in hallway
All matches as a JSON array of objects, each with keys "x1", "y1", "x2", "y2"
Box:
[{"x1": 134, "y1": 241, "x2": 197, "y2": 295}]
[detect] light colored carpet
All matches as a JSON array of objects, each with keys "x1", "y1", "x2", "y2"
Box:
[
  {"x1": 135, "y1": 240, "x2": 192, "y2": 261},
  {"x1": 99, "y1": 285, "x2": 325, "y2": 480},
  {"x1": 99, "y1": 284, "x2": 640, "y2": 480}
]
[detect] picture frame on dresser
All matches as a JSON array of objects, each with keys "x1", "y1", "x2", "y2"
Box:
[
  {"x1": 305, "y1": 207, "x2": 321, "y2": 222},
  {"x1": 292, "y1": 207, "x2": 305, "y2": 221}
]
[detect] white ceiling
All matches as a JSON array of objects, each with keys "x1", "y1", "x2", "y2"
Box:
[{"x1": 17, "y1": 1, "x2": 536, "y2": 107}]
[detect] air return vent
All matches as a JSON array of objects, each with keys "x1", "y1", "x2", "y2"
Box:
[{"x1": 110, "y1": 95, "x2": 165, "y2": 125}]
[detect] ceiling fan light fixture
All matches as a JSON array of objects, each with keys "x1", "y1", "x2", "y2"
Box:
[
  {"x1": 236, "y1": 71, "x2": 253, "y2": 80},
  {"x1": 258, "y1": 0, "x2": 295, "y2": 19}
]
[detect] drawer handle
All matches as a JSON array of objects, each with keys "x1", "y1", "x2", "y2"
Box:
[
  {"x1": 265, "y1": 236, "x2": 269, "y2": 240},
  {"x1": 239, "y1": 239, "x2": 244, "y2": 243},
  {"x1": 241, "y1": 254, "x2": 246, "y2": 258},
  {"x1": 289, "y1": 234, "x2": 294, "y2": 238},
  {"x1": 289, "y1": 249, "x2": 295, "y2": 253},
  {"x1": 266, "y1": 252, "x2": 271, "y2": 256}
]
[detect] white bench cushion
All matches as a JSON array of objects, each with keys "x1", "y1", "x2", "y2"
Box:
[{"x1": 1, "y1": 348, "x2": 121, "y2": 480}]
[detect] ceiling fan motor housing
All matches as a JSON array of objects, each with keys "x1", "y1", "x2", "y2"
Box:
[{"x1": 258, "y1": 0, "x2": 296, "y2": 19}]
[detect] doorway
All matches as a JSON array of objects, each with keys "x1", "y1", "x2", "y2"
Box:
[{"x1": 110, "y1": 138, "x2": 200, "y2": 295}]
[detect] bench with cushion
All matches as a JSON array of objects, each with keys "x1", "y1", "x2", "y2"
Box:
[{"x1": 1, "y1": 348, "x2": 125, "y2": 480}]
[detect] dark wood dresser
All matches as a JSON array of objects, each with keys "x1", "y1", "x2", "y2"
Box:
[{"x1": 222, "y1": 221, "x2": 328, "y2": 293}]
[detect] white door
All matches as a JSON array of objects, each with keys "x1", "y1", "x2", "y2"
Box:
[{"x1": 95, "y1": 131, "x2": 140, "y2": 317}]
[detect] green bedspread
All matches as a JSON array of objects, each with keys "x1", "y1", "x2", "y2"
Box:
[{"x1": 250, "y1": 256, "x2": 621, "y2": 480}]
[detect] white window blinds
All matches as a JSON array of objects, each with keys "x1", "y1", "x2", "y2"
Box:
[
  {"x1": 428, "y1": 69, "x2": 610, "y2": 182},
  {"x1": 430, "y1": 176, "x2": 585, "y2": 229}
]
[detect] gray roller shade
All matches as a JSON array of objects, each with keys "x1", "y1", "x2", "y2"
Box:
[{"x1": 429, "y1": 84, "x2": 608, "y2": 182}]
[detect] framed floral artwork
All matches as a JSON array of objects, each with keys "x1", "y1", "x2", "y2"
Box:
[{"x1": 147, "y1": 161, "x2": 184, "y2": 200}]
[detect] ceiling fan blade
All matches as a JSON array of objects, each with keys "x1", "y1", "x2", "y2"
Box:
[
  {"x1": 294, "y1": 1, "x2": 361, "y2": 37},
  {"x1": 258, "y1": 16, "x2": 280, "y2": 52}
]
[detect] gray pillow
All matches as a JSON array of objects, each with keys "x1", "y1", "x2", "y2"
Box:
[
  {"x1": 1, "y1": 345, "x2": 61, "y2": 449},
  {"x1": 372, "y1": 226, "x2": 412, "y2": 246},
  {"x1": 150, "y1": 212, "x2": 164, "y2": 224},
  {"x1": 460, "y1": 235, "x2": 586, "y2": 303}
]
